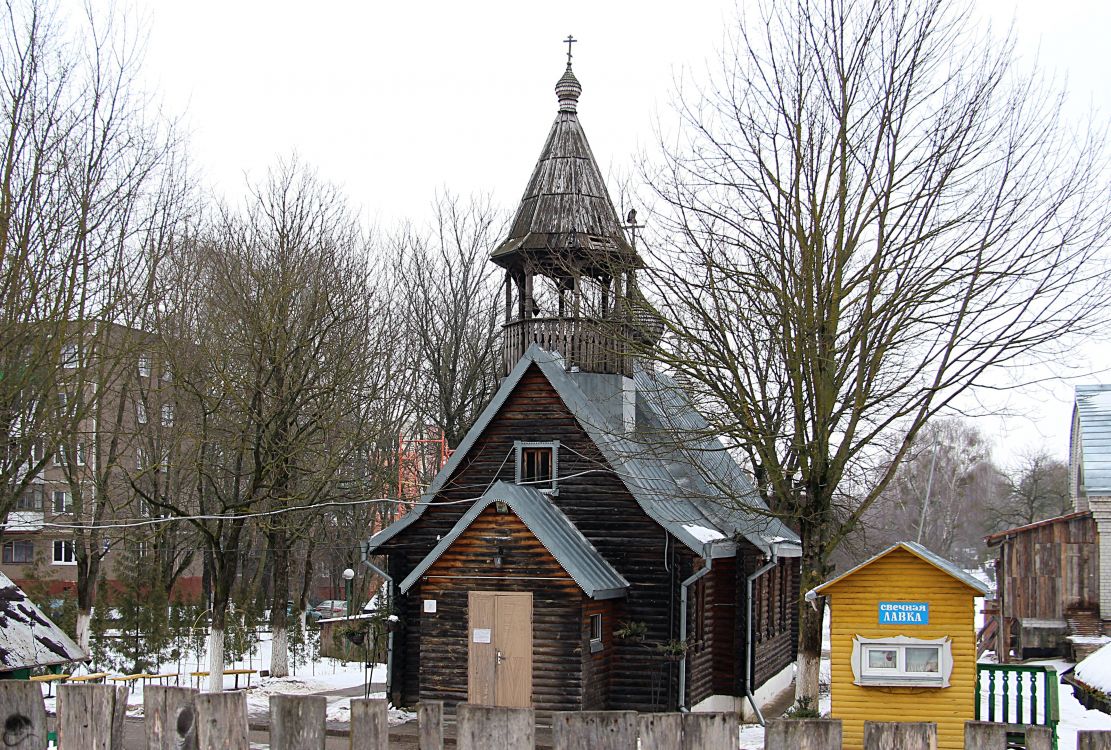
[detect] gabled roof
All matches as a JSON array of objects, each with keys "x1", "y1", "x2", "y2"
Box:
[
  {"x1": 811, "y1": 541, "x2": 989, "y2": 597},
  {"x1": 399, "y1": 481, "x2": 629, "y2": 600},
  {"x1": 984, "y1": 510, "x2": 1093, "y2": 547},
  {"x1": 1073, "y1": 385, "x2": 1111, "y2": 494},
  {"x1": 491, "y1": 63, "x2": 638, "y2": 271},
  {"x1": 365, "y1": 345, "x2": 801, "y2": 560},
  {"x1": 0, "y1": 571, "x2": 86, "y2": 671}
]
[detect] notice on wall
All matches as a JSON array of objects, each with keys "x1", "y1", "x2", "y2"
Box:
[
  {"x1": 472, "y1": 628, "x2": 492, "y2": 644},
  {"x1": 423, "y1": 599, "x2": 437, "y2": 613},
  {"x1": 878, "y1": 601, "x2": 929, "y2": 625}
]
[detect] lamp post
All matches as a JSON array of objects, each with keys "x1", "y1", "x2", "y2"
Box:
[{"x1": 342, "y1": 568, "x2": 355, "y2": 618}]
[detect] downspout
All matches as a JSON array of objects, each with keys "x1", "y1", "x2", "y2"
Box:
[
  {"x1": 362, "y1": 557, "x2": 394, "y2": 701},
  {"x1": 678, "y1": 542, "x2": 713, "y2": 712},
  {"x1": 745, "y1": 547, "x2": 779, "y2": 725}
]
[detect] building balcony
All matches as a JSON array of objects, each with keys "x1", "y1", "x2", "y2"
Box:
[
  {"x1": 3, "y1": 511, "x2": 44, "y2": 532},
  {"x1": 502, "y1": 316, "x2": 633, "y2": 377}
]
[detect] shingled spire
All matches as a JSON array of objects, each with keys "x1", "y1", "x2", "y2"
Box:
[{"x1": 495, "y1": 47, "x2": 647, "y2": 377}]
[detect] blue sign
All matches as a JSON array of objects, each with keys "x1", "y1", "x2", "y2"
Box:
[{"x1": 878, "y1": 601, "x2": 929, "y2": 625}]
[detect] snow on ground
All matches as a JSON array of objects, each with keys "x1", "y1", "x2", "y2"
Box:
[{"x1": 325, "y1": 693, "x2": 415, "y2": 725}]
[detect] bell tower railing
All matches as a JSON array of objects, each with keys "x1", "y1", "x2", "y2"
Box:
[{"x1": 502, "y1": 316, "x2": 632, "y2": 377}]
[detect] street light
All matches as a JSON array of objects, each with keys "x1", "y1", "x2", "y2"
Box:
[{"x1": 342, "y1": 568, "x2": 355, "y2": 618}]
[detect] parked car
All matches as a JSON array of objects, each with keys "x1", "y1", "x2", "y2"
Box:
[{"x1": 309, "y1": 599, "x2": 348, "y2": 621}]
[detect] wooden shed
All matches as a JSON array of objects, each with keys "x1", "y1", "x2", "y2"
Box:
[
  {"x1": 985, "y1": 511, "x2": 1099, "y2": 661},
  {"x1": 811, "y1": 542, "x2": 988, "y2": 750}
]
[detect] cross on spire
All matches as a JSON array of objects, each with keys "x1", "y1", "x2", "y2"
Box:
[{"x1": 564, "y1": 34, "x2": 577, "y2": 66}]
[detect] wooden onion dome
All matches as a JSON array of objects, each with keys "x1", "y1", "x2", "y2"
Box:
[{"x1": 494, "y1": 55, "x2": 655, "y2": 377}]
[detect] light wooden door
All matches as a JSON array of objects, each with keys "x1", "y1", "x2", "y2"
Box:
[{"x1": 467, "y1": 591, "x2": 533, "y2": 707}]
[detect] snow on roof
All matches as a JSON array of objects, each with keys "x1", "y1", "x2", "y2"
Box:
[
  {"x1": 0, "y1": 571, "x2": 86, "y2": 671},
  {"x1": 682, "y1": 523, "x2": 726, "y2": 543},
  {"x1": 1075, "y1": 641, "x2": 1111, "y2": 694},
  {"x1": 1075, "y1": 385, "x2": 1111, "y2": 494}
]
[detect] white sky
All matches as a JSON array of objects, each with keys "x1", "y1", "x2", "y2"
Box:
[{"x1": 115, "y1": 0, "x2": 1110, "y2": 468}]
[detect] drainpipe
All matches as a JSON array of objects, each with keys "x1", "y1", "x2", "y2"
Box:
[
  {"x1": 362, "y1": 557, "x2": 394, "y2": 700},
  {"x1": 678, "y1": 543, "x2": 713, "y2": 712},
  {"x1": 744, "y1": 547, "x2": 779, "y2": 725}
]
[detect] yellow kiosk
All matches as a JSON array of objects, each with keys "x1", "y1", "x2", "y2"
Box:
[{"x1": 809, "y1": 541, "x2": 989, "y2": 750}]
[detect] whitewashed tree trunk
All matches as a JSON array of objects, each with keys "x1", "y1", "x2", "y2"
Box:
[
  {"x1": 270, "y1": 624, "x2": 289, "y2": 678},
  {"x1": 795, "y1": 651, "x2": 820, "y2": 703},
  {"x1": 75, "y1": 609, "x2": 92, "y2": 652},
  {"x1": 207, "y1": 627, "x2": 225, "y2": 692}
]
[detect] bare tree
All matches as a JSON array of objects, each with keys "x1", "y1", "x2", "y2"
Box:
[
  {"x1": 645, "y1": 0, "x2": 1110, "y2": 700},
  {"x1": 860, "y1": 420, "x2": 1004, "y2": 566},
  {"x1": 394, "y1": 192, "x2": 504, "y2": 447},
  {"x1": 141, "y1": 159, "x2": 384, "y2": 689},
  {"x1": 992, "y1": 449, "x2": 1070, "y2": 530}
]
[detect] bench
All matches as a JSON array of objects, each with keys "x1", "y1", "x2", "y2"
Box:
[
  {"x1": 109, "y1": 673, "x2": 150, "y2": 685},
  {"x1": 68, "y1": 673, "x2": 108, "y2": 684},
  {"x1": 29, "y1": 673, "x2": 70, "y2": 697},
  {"x1": 143, "y1": 672, "x2": 179, "y2": 686},
  {"x1": 189, "y1": 668, "x2": 258, "y2": 690}
]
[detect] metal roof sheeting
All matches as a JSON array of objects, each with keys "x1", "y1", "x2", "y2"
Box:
[
  {"x1": 0, "y1": 571, "x2": 86, "y2": 671},
  {"x1": 365, "y1": 346, "x2": 801, "y2": 560},
  {"x1": 812, "y1": 541, "x2": 990, "y2": 597},
  {"x1": 1075, "y1": 385, "x2": 1111, "y2": 494},
  {"x1": 399, "y1": 482, "x2": 629, "y2": 600}
]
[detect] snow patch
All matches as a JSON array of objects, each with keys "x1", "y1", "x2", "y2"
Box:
[{"x1": 681, "y1": 523, "x2": 725, "y2": 543}]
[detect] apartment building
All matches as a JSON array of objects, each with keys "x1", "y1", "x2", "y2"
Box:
[{"x1": 0, "y1": 323, "x2": 201, "y2": 598}]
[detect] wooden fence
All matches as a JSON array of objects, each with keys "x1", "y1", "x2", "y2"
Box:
[{"x1": 2, "y1": 682, "x2": 1110, "y2": 748}]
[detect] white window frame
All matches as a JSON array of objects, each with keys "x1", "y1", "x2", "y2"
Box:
[
  {"x1": 851, "y1": 634, "x2": 952, "y2": 688},
  {"x1": 53, "y1": 490, "x2": 72, "y2": 514},
  {"x1": 61, "y1": 343, "x2": 79, "y2": 369},
  {"x1": 136, "y1": 401, "x2": 147, "y2": 424},
  {"x1": 589, "y1": 612, "x2": 604, "y2": 653},
  {"x1": 52, "y1": 539, "x2": 76, "y2": 565},
  {"x1": 138, "y1": 354, "x2": 151, "y2": 378},
  {"x1": 514, "y1": 440, "x2": 559, "y2": 494}
]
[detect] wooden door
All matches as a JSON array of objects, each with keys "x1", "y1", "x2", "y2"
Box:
[{"x1": 468, "y1": 591, "x2": 533, "y2": 707}]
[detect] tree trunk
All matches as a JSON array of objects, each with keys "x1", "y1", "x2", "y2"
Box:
[
  {"x1": 75, "y1": 609, "x2": 92, "y2": 652},
  {"x1": 269, "y1": 528, "x2": 290, "y2": 678},
  {"x1": 795, "y1": 528, "x2": 828, "y2": 704},
  {"x1": 207, "y1": 624, "x2": 225, "y2": 693}
]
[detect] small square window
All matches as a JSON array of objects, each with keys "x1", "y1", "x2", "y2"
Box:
[
  {"x1": 2, "y1": 540, "x2": 34, "y2": 564},
  {"x1": 515, "y1": 441, "x2": 558, "y2": 493},
  {"x1": 53, "y1": 490, "x2": 72, "y2": 514},
  {"x1": 52, "y1": 539, "x2": 75, "y2": 564}
]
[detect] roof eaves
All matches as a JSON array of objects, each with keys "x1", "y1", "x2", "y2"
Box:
[{"x1": 811, "y1": 541, "x2": 989, "y2": 597}]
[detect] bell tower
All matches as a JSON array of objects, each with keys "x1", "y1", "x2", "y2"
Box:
[{"x1": 493, "y1": 45, "x2": 653, "y2": 377}]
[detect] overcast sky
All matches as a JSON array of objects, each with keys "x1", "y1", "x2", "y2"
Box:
[{"x1": 118, "y1": 0, "x2": 1110, "y2": 467}]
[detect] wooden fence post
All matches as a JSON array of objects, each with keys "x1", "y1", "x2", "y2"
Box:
[
  {"x1": 418, "y1": 700, "x2": 443, "y2": 750},
  {"x1": 1079, "y1": 731, "x2": 1111, "y2": 750},
  {"x1": 195, "y1": 691, "x2": 249, "y2": 750},
  {"x1": 145, "y1": 685, "x2": 198, "y2": 750},
  {"x1": 682, "y1": 712, "x2": 738, "y2": 749},
  {"x1": 764, "y1": 718, "x2": 843, "y2": 750},
  {"x1": 1023, "y1": 726, "x2": 1054, "y2": 750},
  {"x1": 863, "y1": 721, "x2": 936, "y2": 750},
  {"x1": 552, "y1": 711, "x2": 637, "y2": 750},
  {"x1": 0, "y1": 681, "x2": 48, "y2": 749},
  {"x1": 270, "y1": 694, "x2": 326, "y2": 750},
  {"x1": 456, "y1": 703, "x2": 534, "y2": 749},
  {"x1": 964, "y1": 721, "x2": 1006, "y2": 750},
  {"x1": 351, "y1": 698, "x2": 390, "y2": 749},
  {"x1": 57, "y1": 683, "x2": 128, "y2": 749},
  {"x1": 638, "y1": 714, "x2": 682, "y2": 748}
]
